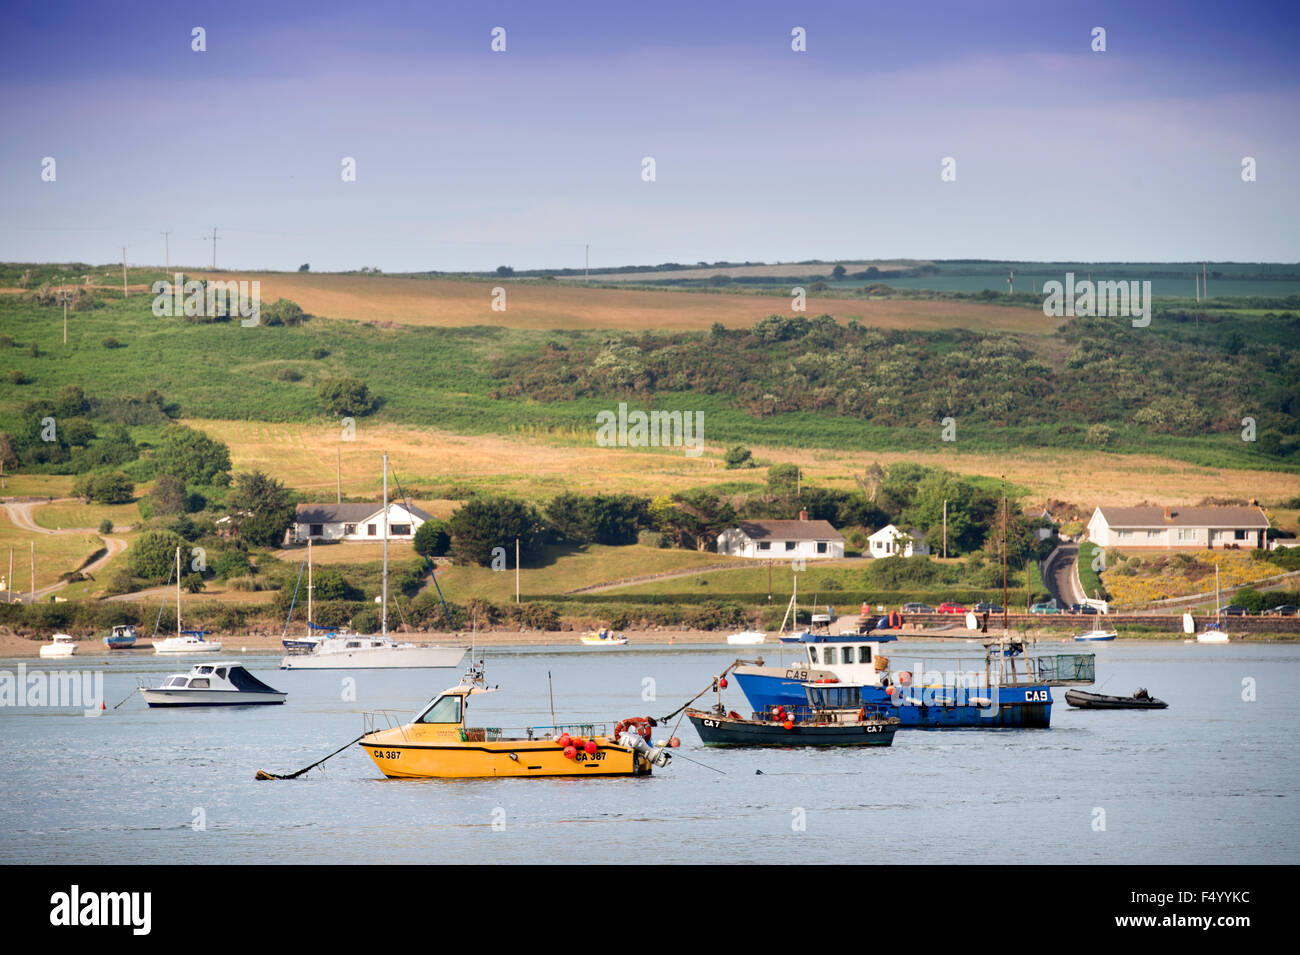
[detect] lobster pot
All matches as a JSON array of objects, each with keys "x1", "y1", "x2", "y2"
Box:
[{"x1": 874, "y1": 655, "x2": 889, "y2": 671}]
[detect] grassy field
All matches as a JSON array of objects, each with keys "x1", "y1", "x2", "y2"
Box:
[
  {"x1": 427, "y1": 544, "x2": 739, "y2": 603},
  {"x1": 0, "y1": 511, "x2": 105, "y2": 593},
  {"x1": 189, "y1": 418, "x2": 1300, "y2": 512},
  {"x1": 32, "y1": 500, "x2": 140, "y2": 531}
]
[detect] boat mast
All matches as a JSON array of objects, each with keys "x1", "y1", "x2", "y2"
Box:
[
  {"x1": 1001, "y1": 476, "x2": 1008, "y2": 633},
  {"x1": 382, "y1": 451, "x2": 388, "y2": 637},
  {"x1": 307, "y1": 537, "x2": 313, "y2": 631},
  {"x1": 176, "y1": 546, "x2": 182, "y2": 635}
]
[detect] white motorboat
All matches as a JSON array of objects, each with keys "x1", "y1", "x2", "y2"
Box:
[
  {"x1": 1075, "y1": 630, "x2": 1117, "y2": 642},
  {"x1": 140, "y1": 662, "x2": 286, "y2": 706},
  {"x1": 39, "y1": 633, "x2": 77, "y2": 658},
  {"x1": 580, "y1": 628, "x2": 628, "y2": 647},
  {"x1": 279, "y1": 453, "x2": 467, "y2": 670},
  {"x1": 152, "y1": 547, "x2": 222, "y2": 654},
  {"x1": 726, "y1": 630, "x2": 767, "y2": 645}
]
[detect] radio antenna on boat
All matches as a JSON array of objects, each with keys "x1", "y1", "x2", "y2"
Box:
[{"x1": 547, "y1": 670, "x2": 557, "y2": 726}]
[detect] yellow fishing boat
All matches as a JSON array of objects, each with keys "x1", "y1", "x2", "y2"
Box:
[{"x1": 358, "y1": 679, "x2": 672, "y2": 779}]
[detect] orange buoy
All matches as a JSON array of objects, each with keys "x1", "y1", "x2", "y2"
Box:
[
  {"x1": 669, "y1": 737, "x2": 681, "y2": 748},
  {"x1": 783, "y1": 720, "x2": 793, "y2": 730},
  {"x1": 584, "y1": 740, "x2": 597, "y2": 755},
  {"x1": 563, "y1": 745, "x2": 577, "y2": 759},
  {"x1": 558, "y1": 733, "x2": 571, "y2": 748},
  {"x1": 719, "y1": 677, "x2": 728, "y2": 689}
]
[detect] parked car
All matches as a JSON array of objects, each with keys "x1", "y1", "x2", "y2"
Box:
[
  {"x1": 1067, "y1": 604, "x2": 1099, "y2": 615},
  {"x1": 1030, "y1": 602, "x2": 1062, "y2": 615},
  {"x1": 972, "y1": 602, "x2": 1004, "y2": 614},
  {"x1": 937, "y1": 602, "x2": 969, "y2": 614},
  {"x1": 1217, "y1": 605, "x2": 1249, "y2": 617},
  {"x1": 901, "y1": 602, "x2": 935, "y2": 613},
  {"x1": 1263, "y1": 604, "x2": 1298, "y2": 616}
]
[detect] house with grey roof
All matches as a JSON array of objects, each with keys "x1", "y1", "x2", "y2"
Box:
[
  {"x1": 292, "y1": 502, "x2": 434, "y2": 544},
  {"x1": 716, "y1": 511, "x2": 845, "y2": 560},
  {"x1": 1086, "y1": 505, "x2": 1269, "y2": 550}
]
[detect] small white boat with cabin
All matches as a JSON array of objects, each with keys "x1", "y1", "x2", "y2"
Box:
[
  {"x1": 726, "y1": 630, "x2": 767, "y2": 645},
  {"x1": 39, "y1": 633, "x2": 77, "y2": 658},
  {"x1": 140, "y1": 662, "x2": 287, "y2": 707},
  {"x1": 580, "y1": 628, "x2": 628, "y2": 647}
]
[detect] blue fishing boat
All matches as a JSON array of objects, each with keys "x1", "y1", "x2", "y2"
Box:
[
  {"x1": 732, "y1": 632, "x2": 1095, "y2": 729},
  {"x1": 103, "y1": 624, "x2": 138, "y2": 650}
]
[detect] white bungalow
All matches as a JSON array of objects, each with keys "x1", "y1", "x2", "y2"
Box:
[
  {"x1": 867, "y1": 523, "x2": 929, "y2": 558},
  {"x1": 292, "y1": 502, "x2": 434, "y2": 544},
  {"x1": 716, "y1": 513, "x2": 845, "y2": 560},
  {"x1": 1086, "y1": 505, "x2": 1269, "y2": 550}
]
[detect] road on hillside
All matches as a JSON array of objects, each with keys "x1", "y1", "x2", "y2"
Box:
[
  {"x1": 2, "y1": 498, "x2": 129, "y2": 601},
  {"x1": 1042, "y1": 544, "x2": 1085, "y2": 608}
]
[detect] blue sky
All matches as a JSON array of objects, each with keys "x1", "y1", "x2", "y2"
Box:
[{"x1": 2, "y1": 0, "x2": 1297, "y2": 271}]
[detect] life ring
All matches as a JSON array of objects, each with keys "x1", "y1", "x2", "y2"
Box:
[
  {"x1": 812, "y1": 677, "x2": 839, "y2": 684},
  {"x1": 614, "y1": 716, "x2": 653, "y2": 741}
]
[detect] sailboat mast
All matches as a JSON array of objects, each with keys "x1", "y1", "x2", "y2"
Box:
[
  {"x1": 1001, "y1": 478, "x2": 1008, "y2": 631},
  {"x1": 307, "y1": 538, "x2": 313, "y2": 630},
  {"x1": 382, "y1": 452, "x2": 389, "y2": 636},
  {"x1": 176, "y1": 546, "x2": 182, "y2": 634}
]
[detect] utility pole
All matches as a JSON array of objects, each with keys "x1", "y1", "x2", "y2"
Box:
[
  {"x1": 162, "y1": 231, "x2": 171, "y2": 272},
  {"x1": 31, "y1": 540, "x2": 36, "y2": 604},
  {"x1": 121, "y1": 247, "x2": 129, "y2": 297},
  {"x1": 1203, "y1": 262, "x2": 1207, "y2": 298},
  {"x1": 1007, "y1": 270, "x2": 1014, "y2": 295},
  {"x1": 211, "y1": 227, "x2": 218, "y2": 270},
  {"x1": 62, "y1": 278, "x2": 69, "y2": 344},
  {"x1": 336, "y1": 446, "x2": 342, "y2": 504},
  {"x1": 515, "y1": 538, "x2": 520, "y2": 604},
  {"x1": 585, "y1": 244, "x2": 589, "y2": 284},
  {"x1": 942, "y1": 499, "x2": 948, "y2": 559}
]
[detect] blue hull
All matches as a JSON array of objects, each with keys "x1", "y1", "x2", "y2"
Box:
[{"x1": 733, "y1": 670, "x2": 1053, "y2": 728}]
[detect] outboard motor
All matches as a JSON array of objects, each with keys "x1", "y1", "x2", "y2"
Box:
[{"x1": 619, "y1": 731, "x2": 671, "y2": 767}]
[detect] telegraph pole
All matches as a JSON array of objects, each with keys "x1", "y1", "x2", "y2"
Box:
[
  {"x1": 210, "y1": 227, "x2": 218, "y2": 269},
  {"x1": 515, "y1": 538, "x2": 520, "y2": 604},
  {"x1": 942, "y1": 499, "x2": 948, "y2": 559},
  {"x1": 585, "y1": 244, "x2": 589, "y2": 284},
  {"x1": 121, "y1": 248, "x2": 129, "y2": 297},
  {"x1": 162, "y1": 231, "x2": 171, "y2": 272}
]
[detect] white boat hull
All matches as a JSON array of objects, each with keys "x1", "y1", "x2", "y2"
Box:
[
  {"x1": 726, "y1": 630, "x2": 767, "y2": 645},
  {"x1": 280, "y1": 644, "x2": 467, "y2": 669},
  {"x1": 1196, "y1": 632, "x2": 1230, "y2": 644},
  {"x1": 579, "y1": 638, "x2": 627, "y2": 647},
  {"x1": 39, "y1": 645, "x2": 76, "y2": 658},
  {"x1": 155, "y1": 639, "x2": 223, "y2": 654},
  {"x1": 140, "y1": 688, "x2": 286, "y2": 706}
]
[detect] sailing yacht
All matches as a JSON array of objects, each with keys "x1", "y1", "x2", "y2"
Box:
[
  {"x1": 280, "y1": 453, "x2": 467, "y2": 670},
  {"x1": 154, "y1": 547, "x2": 222, "y2": 654},
  {"x1": 1195, "y1": 565, "x2": 1231, "y2": 644}
]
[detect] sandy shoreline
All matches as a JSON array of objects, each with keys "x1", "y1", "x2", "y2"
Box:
[{"x1": 0, "y1": 625, "x2": 1254, "y2": 659}]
